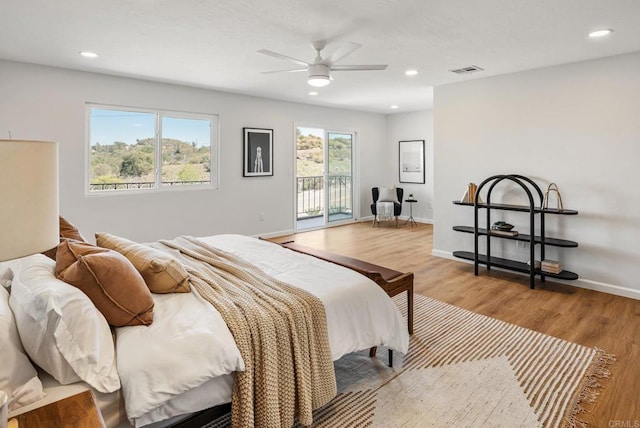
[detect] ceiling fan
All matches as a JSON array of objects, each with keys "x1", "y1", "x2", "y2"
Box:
[{"x1": 258, "y1": 41, "x2": 388, "y2": 87}]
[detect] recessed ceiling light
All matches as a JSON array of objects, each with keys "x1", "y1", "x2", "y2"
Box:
[
  {"x1": 308, "y1": 91, "x2": 318, "y2": 96},
  {"x1": 79, "y1": 51, "x2": 99, "y2": 58},
  {"x1": 405, "y1": 69, "x2": 419, "y2": 76},
  {"x1": 390, "y1": 105, "x2": 399, "y2": 109},
  {"x1": 588, "y1": 29, "x2": 613, "y2": 38}
]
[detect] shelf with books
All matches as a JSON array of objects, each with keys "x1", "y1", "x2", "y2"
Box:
[
  {"x1": 452, "y1": 226, "x2": 578, "y2": 247},
  {"x1": 452, "y1": 174, "x2": 579, "y2": 289},
  {"x1": 453, "y1": 201, "x2": 578, "y2": 215},
  {"x1": 453, "y1": 251, "x2": 579, "y2": 281}
]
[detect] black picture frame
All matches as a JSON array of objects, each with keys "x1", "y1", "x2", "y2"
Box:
[
  {"x1": 243, "y1": 128, "x2": 273, "y2": 177},
  {"x1": 399, "y1": 140, "x2": 425, "y2": 183}
]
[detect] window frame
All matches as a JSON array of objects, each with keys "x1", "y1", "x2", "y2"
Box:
[{"x1": 85, "y1": 103, "x2": 219, "y2": 196}]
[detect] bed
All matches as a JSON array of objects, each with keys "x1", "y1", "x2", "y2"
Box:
[{"x1": 1, "y1": 233, "x2": 409, "y2": 427}]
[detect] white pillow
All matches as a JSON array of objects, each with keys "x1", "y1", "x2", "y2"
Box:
[
  {"x1": 0, "y1": 282, "x2": 45, "y2": 411},
  {"x1": 378, "y1": 186, "x2": 398, "y2": 203},
  {"x1": 8, "y1": 254, "x2": 120, "y2": 393}
]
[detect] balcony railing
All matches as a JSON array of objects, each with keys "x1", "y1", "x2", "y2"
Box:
[
  {"x1": 297, "y1": 175, "x2": 352, "y2": 219},
  {"x1": 89, "y1": 181, "x2": 209, "y2": 191},
  {"x1": 91, "y1": 177, "x2": 351, "y2": 222}
]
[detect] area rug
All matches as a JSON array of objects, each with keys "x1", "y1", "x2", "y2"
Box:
[{"x1": 205, "y1": 294, "x2": 614, "y2": 428}]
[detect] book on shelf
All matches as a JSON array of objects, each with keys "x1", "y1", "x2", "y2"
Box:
[
  {"x1": 490, "y1": 229, "x2": 518, "y2": 237},
  {"x1": 541, "y1": 259, "x2": 563, "y2": 274},
  {"x1": 460, "y1": 182, "x2": 484, "y2": 204},
  {"x1": 527, "y1": 260, "x2": 541, "y2": 269}
]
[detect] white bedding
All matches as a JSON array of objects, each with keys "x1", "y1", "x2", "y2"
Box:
[
  {"x1": 203, "y1": 235, "x2": 409, "y2": 360},
  {"x1": 116, "y1": 285, "x2": 242, "y2": 426},
  {"x1": 117, "y1": 234, "x2": 409, "y2": 427}
]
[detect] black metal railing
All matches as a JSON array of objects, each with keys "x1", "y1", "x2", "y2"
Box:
[
  {"x1": 89, "y1": 181, "x2": 209, "y2": 191},
  {"x1": 91, "y1": 176, "x2": 350, "y2": 221},
  {"x1": 297, "y1": 175, "x2": 352, "y2": 219},
  {"x1": 162, "y1": 180, "x2": 210, "y2": 186}
]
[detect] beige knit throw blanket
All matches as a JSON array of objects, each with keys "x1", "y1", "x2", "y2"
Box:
[{"x1": 155, "y1": 236, "x2": 337, "y2": 428}]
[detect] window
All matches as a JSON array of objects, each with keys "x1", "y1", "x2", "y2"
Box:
[{"x1": 87, "y1": 105, "x2": 217, "y2": 193}]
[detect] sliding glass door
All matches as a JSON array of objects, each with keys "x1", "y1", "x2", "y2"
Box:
[
  {"x1": 296, "y1": 127, "x2": 355, "y2": 231},
  {"x1": 326, "y1": 132, "x2": 353, "y2": 224}
]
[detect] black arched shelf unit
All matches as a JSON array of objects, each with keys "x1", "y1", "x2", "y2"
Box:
[{"x1": 452, "y1": 174, "x2": 578, "y2": 289}]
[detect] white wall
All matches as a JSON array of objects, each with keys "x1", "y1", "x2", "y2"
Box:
[
  {"x1": 385, "y1": 110, "x2": 434, "y2": 222},
  {"x1": 433, "y1": 51, "x2": 640, "y2": 298},
  {"x1": 0, "y1": 60, "x2": 387, "y2": 242}
]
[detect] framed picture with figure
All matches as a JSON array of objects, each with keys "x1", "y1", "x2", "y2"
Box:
[
  {"x1": 243, "y1": 128, "x2": 273, "y2": 177},
  {"x1": 399, "y1": 140, "x2": 425, "y2": 183}
]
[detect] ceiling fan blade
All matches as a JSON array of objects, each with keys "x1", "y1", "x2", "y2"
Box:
[
  {"x1": 330, "y1": 64, "x2": 388, "y2": 71},
  {"x1": 261, "y1": 68, "x2": 307, "y2": 74},
  {"x1": 257, "y1": 49, "x2": 309, "y2": 67},
  {"x1": 325, "y1": 41, "x2": 362, "y2": 64}
]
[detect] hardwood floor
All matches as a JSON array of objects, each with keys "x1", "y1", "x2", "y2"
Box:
[{"x1": 273, "y1": 221, "x2": 640, "y2": 427}]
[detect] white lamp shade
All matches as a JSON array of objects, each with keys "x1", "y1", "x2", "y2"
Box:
[{"x1": 0, "y1": 140, "x2": 59, "y2": 261}]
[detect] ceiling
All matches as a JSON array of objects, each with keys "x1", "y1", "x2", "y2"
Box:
[{"x1": 2, "y1": 0, "x2": 640, "y2": 114}]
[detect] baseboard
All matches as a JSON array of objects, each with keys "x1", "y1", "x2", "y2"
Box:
[
  {"x1": 571, "y1": 278, "x2": 640, "y2": 300},
  {"x1": 254, "y1": 228, "x2": 294, "y2": 239},
  {"x1": 398, "y1": 215, "x2": 433, "y2": 224},
  {"x1": 431, "y1": 249, "x2": 640, "y2": 300},
  {"x1": 361, "y1": 215, "x2": 434, "y2": 225},
  {"x1": 431, "y1": 249, "x2": 458, "y2": 260}
]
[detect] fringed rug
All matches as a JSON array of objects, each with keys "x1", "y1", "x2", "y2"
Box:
[{"x1": 204, "y1": 294, "x2": 614, "y2": 428}]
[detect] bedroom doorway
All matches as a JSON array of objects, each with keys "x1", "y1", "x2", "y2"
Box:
[{"x1": 296, "y1": 127, "x2": 355, "y2": 231}]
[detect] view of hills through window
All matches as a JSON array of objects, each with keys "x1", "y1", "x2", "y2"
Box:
[
  {"x1": 296, "y1": 127, "x2": 352, "y2": 180},
  {"x1": 89, "y1": 108, "x2": 212, "y2": 192}
]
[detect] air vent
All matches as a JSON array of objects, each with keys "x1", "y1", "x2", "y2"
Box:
[{"x1": 449, "y1": 65, "x2": 484, "y2": 74}]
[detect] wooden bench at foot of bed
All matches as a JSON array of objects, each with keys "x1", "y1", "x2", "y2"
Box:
[{"x1": 275, "y1": 241, "x2": 414, "y2": 367}]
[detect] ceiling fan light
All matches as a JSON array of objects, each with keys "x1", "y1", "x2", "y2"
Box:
[
  {"x1": 308, "y1": 76, "x2": 330, "y2": 87},
  {"x1": 307, "y1": 63, "x2": 331, "y2": 87}
]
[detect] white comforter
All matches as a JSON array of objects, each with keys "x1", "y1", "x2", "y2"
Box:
[{"x1": 116, "y1": 235, "x2": 409, "y2": 426}]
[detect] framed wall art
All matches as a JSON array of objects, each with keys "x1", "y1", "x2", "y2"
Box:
[
  {"x1": 243, "y1": 127, "x2": 273, "y2": 177},
  {"x1": 399, "y1": 140, "x2": 425, "y2": 183}
]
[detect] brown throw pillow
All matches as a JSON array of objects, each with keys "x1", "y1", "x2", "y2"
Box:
[
  {"x1": 42, "y1": 216, "x2": 88, "y2": 260},
  {"x1": 95, "y1": 232, "x2": 190, "y2": 294},
  {"x1": 59, "y1": 216, "x2": 86, "y2": 241},
  {"x1": 55, "y1": 240, "x2": 154, "y2": 327}
]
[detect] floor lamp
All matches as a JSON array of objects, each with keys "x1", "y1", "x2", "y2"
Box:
[{"x1": 0, "y1": 140, "x2": 59, "y2": 262}]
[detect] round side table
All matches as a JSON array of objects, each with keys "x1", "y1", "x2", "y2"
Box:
[{"x1": 405, "y1": 199, "x2": 417, "y2": 228}]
